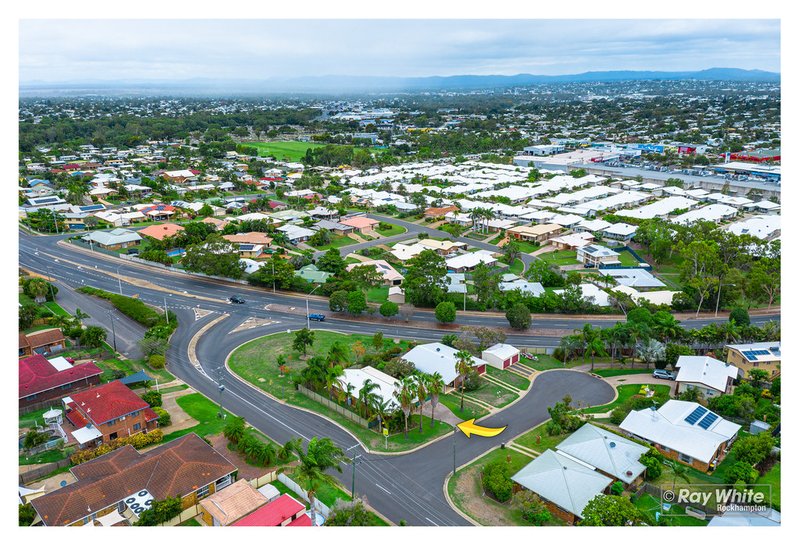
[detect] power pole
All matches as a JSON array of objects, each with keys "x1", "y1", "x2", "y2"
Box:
[
  {"x1": 217, "y1": 368, "x2": 226, "y2": 419},
  {"x1": 452, "y1": 426, "x2": 457, "y2": 477},
  {"x1": 271, "y1": 261, "x2": 276, "y2": 293},
  {"x1": 107, "y1": 311, "x2": 117, "y2": 353},
  {"x1": 351, "y1": 454, "x2": 361, "y2": 501},
  {"x1": 163, "y1": 296, "x2": 169, "y2": 324}
]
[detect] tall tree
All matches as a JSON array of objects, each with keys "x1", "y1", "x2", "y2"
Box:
[
  {"x1": 455, "y1": 350, "x2": 474, "y2": 411},
  {"x1": 404, "y1": 250, "x2": 448, "y2": 307},
  {"x1": 426, "y1": 372, "x2": 445, "y2": 426},
  {"x1": 291, "y1": 437, "x2": 349, "y2": 526}
]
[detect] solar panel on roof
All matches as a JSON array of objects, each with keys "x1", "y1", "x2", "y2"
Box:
[
  {"x1": 698, "y1": 412, "x2": 720, "y2": 430},
  {"x1": 684, "y1": 406, "x2": 707, "y2": 425}
]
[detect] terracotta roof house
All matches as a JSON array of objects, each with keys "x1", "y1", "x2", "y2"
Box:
[
  {"x1": 346, "y1": 259, "x2": 404, "y2": 286},
  {"x1": 424, "y1": 205, "x2": 459, "y2": 218},
  {"x1": 138, "y1": 223, "x2": 185, "y2": 241},
  {"x1": 19, "y1": 354, "x2": 102, "y2": 410},
  {"x1": 201, "y1": 217, "x2": 230, "y2": 231},
  {"x1": 232, "y1": 494, "x2": 312, "y2": 527},
  {"x1": 30, "y1": 433, "x2": 238, "y2": 526},
  {"x1": 222, "y1": 232, "x2": 273, "y2": 247},
  {"x1": 339, "y1": 216, "x2": 380, "y2": 232},
  {"x1": 63, "y1": 381, "x2": 159, "y2": 447},
  {"x1": 19, "y1": 328, "x2": 66, "y2": 357},
  {"x1": 199, "y1": 480, "x2": 268, "y2": 526}
]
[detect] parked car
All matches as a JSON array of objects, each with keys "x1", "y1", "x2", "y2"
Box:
[
  {"x1": 228, "y1": 295, "x2": 246, "y2": 304},
  {"x1": 308, "y1": 313, "x2": 326, "y2": 322},
  {"x1": 127, "y1": 248, "x2": 139, "y2": 255},
  {"x1": 652, "y1": 369, "x2": 675, "y2": 380}
]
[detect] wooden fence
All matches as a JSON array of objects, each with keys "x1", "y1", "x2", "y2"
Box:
[{"x1": 19, "y1": 459, "x2": 71, "y2": 485}]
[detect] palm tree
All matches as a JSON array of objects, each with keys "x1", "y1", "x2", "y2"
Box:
[
  {"x1": 327, "y1": 341, "x2": 349, "y2": 367},
  {"x1": 414, "y1": 375, "x2": 427, "y2": 432},
  {"x1": 636, "y1": 339, "x2": 666, "y2": 370},
  {"x1": 652, "y1": 312, "x2": 684, "y2": 345},
  {"x1": 291, "y1": 437, "x2": 349, "y2": 526},
  {"x1": 579, "y1": 324, "x2": 606, "y2": 371},
  {"x1": 393, "y1": 377, "x2": 416, "y2": 439},
  {"x1": 426, "y1": 372, "x2": 445, "y2": 426},
  {"x1": 324, "y1": 364, "x2": 344, "y2": 400},
  {"x1": 277, "y1": 438, "x2": 301, "y2": 462},
  {"x1": 371, "y1": 396, "x2": 391, "y2": 434},
  {"x1": 455, "y1": 350, "x2": 474, "y2": 411},
  {"x1": 666, "y1": 460, "x2": 690, "y2": 490},
  {"x1": 358, "y1": 379, "x2": 379, "y2": 418}
]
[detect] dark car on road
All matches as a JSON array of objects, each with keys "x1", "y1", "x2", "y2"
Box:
[
  {"x1": 229, "y1": 295, "x2": 246, "y2": 304},
  {"x1": 308, "y1": 313, "x2": 326, "y2": 322}
]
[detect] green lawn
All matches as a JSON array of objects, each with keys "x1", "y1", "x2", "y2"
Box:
[
  {"x1": 633, "y1": 493, "x2": 709, "y2": 526},
  {"x1": 374, "y1": 223, "x2": 407, "y2": 237},
  {"x1": 467, "y1": 379, "x2": 518, "y2": 408},
  {"x1": 518, "y1": 354, "x2": 565, "y2": 371},
  {"x1": 488, "y1": 234, "x2": 505, "y2": 245},
  {"x1": 311, "y1": 234, "x2": 358, "y2": 250},
  {"x1": 507, "y1": 258, "x2": 524, "y2": 275},
  {"x1": 439, "y1": 393, "x2": 490, "y2": 421},
  {"x1": 514, "y1": 421, "x2": 569, "y2": 454},
  {"x1": 486, "y1": 366, "x2": 530, "y2": 390},
  {"x1": 539, "y1": 250, "x2": 580, "y2": 266},
  {"x1": 366, "y1": 286, "x2": 389, "y2": 304},
  {"x1": 249, "y1": 141, "x2": 325, "y2": 162},
  {"x1": 161, "y1": 393, "x2": 229, "y2": 443},
  {"x1": 157, "y1": 384, "x2": 190, "y2": 395},
  {"x1": 19, "y1": 408, "x2": 49, "y2": 429},
  {"x1": 228, "y1": 331, "x2": 451, "y2": 452},
  {"x1": 178, "y1": 518, "x2": 201, "y2": 526},
  {"x1": 617, "y1": 250, "x2": 643, "y2": 267},
  {"x1": 585, "y1": 384, "x2": 671, "y2": 414},
  {"x1": 757, "y1": 462, "x2": 781, "y2": 511},
  {"x1": 43, "y1": 302, "x2": 70, "y2": 317},
  {"x1": 447, "y1": 446, "x2": 543, "y2": 526},
  {"x1": 19, "y1": 447, "x2": 74, "y2": 465},
  {"x1": 512, "y1": 240, "x2": 540, "y2": 254}
]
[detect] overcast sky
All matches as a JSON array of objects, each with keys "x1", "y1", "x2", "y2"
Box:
[{"x1": 19, "y1": 19, "x2": 780, "y2": 82}]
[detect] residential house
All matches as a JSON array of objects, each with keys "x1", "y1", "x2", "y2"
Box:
[
  {"x1": 138, "y1": 223, "x2": 185, "y2": 241},
  {"x1": 725, "y1": 342, "x2": 781, "y2": 378},
  {"x1": 231, "y1": 494, "x2": 312, "y2": 527},
  {"x1": 346, "y1": 260, "x2": 404, "y2": 286},
  {"x1": 277, "y1": 224, "x2": 315, "y2": 243},
  {"x1": 340, "y1": 216, "x2": 380, "y2": 233},
  {"x1": 498, "y1": 278, "x2": 545, "y2": 297},
  {"x1": 223, "y1": 232, "x2": 273, "y2": 248},
  {"x1": 339, "y1": 365, "x2": 403, "y2": 412},
  {"x1": 62, "y1": 380, "x2": 159, "y2": 448},
  {"x1": 555, "y1": 424, "x2": 648, "y2": 487},
  {"x1": 199, "y1": 480, "x2": 268, "y2": 526},
  {"x1": 19, "y1": 354, "x2": 102, "y2": 410},
  {"x1": 549, "y1": 232, "x2": 594, "y2": 251},
  {"x1": 418, "y1": 238, "x2": 467, "y2": 257},
  {"x1": 507, "y1": 224, "x2": 563, "y2": 243},
  {"x1": 602, "y1": 223, "x2": 638, "y2": 244},
  {"x1": 387, "y1": 286, "x2": 405, "y2": 304},
  {"x1": 511, "y1": 449, "x2": 613, "y2": 524},
  {"x1": 481, "y1": 344, "x2": 520, "y2": 370},
  {"x1": 674, "y1": 356, "x2": 739, "y2": 398},
  {"x1": 82, "y1": 228, "x2": 142, "y2": 251},
  {"x1": 314, "y1": 219, "x2": 355, "y2": 236},
  {"x1": 295, "y1": 264, "x2": 332, "y2": 284},
  {"x1": 444, "y1": 211, "x2": 473, "y2": 227},
  {"x1": 30, "y1": 433, "x2": 237, "y2": 526},
  {"x1": 445, "y1": 250, "x2": 497, "y2": 273},
  {"x1": 619, "y1": 400, "x2": 741, "y2": 472},
  {"x1": 202, "y1": 217, "x2": 230, "y2": 231},
  {"x1": 424, "y1": 205, "x2": 459, "y2": 218},
  {"x1": 139, "y1": 204, "x2": 177, "y2": 221},
  {"x1": 401, "y1": 343, "x2": 487, "y2": 388},
  {"x1": 576, "y1": 245, "x2": 621, "y2": 268},
  {"x1": 19, "y1": 329, "x2": 66, "y2": 357}
]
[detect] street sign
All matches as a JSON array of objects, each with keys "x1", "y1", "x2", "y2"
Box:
[{"x1": 383, "y1": 427, "x2": 389, "y2": 436}]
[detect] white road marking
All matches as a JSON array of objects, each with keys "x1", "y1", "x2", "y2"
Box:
[
  {"x1": 425, "y1": 517, "x2": 440, "y2": 526},
  {"x1": 375, "y1": 484, "x2": 392, "y2": 495}
]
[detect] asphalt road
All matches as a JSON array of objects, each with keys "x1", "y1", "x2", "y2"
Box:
[{"x1": 18, "y1": 229, "x2": 779, "y2": 525}]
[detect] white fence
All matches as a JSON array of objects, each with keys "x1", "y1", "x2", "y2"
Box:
[{"x1": 277, "y1": 473, "x2": 331, "y2": 519}]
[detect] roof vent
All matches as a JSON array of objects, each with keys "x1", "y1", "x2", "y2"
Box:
[
  {"x1": 609, "y1": 441, "x2": 616, "y2": 448},
  {"x1": 626, "y1": 470, "x2": 633, "y2": 476},
  {"x1": 436, "y1": 347, "x2": 440, "y2": 352}
]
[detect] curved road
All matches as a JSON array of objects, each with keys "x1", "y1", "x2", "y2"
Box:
[{"x1": 18, "y1": 229, "x2": 778, "y2": 525}]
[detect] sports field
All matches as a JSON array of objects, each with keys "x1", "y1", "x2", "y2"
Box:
[{"x1": 249, "y1": 141, "x2": 324, "y2": 161}]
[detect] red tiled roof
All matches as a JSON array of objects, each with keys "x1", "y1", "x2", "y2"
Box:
[
  {"x1": 69, "y1": 381, "x2": 150, "y2": 425},
  {"x1": 143, "y1": 408, "x2": 159, "y2": 422},
  {"x1": 232, "y1": 494, "x2": 306, "y2": 527},
  {"x1": 340, "y1": 216, "x2": 379, "y2": 229},
  {"x1": 287, "y1": 514, "x2": 313, "y2": 527},
  {"x1": 65, "y1": 402, "x2": 89, "y2": 428},
  {"x1": 32, "y1": 434, "x2": 237, "y2": 526},
  {"x1": 19, "y1": 328, "x2": 65, "y2": 350},
  {"x1": 19, "y1": 355, "x2": 102, "y2": 398},
  {"x1": 138, "y1": 223, "x2": 184, "y2": 241}
]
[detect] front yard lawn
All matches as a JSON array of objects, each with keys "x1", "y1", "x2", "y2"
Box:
[
  {"x1": 439, "y1": 393, "x2": 490, "y2": 421},
  {"x1": 617, "y1": 249, "x2": 643, "y2": 267},
  {"x1": 486, "y1": 366, "x2": 530, "y2": 390},
  {"x1": 757, "y1": 462, "x2": 781, "y2": 511},
  {"x1": 592, "y1": 368, "x2": 651, "y2": 377},
  {"x1": 467, "y1": 379, "x2": 518, "y2": 408},
  {"x1": 374, "y1": 223, "x2": 407, "y2": 237},
  {"x1": 518, "y1": 354, "x2": 564, "y2": 371},
  {"x1": 514, "y1": 421, "x2": 568, "y2": 454},
  {"x1": 366, "y1": 286, "x2": 389, "y2": 304},
  {"x1": 311, "y1": 234, "x2": 358, "y2": 250},
  {"x1": 585, "y1": 384, "x2": 671, "y2": 414},
  {"x1": 539, "y1": 250, "x2": 580, "y2": 266},
  {"x1": 633, "y1": 493, "x2": 709, "y2": 526},
  {"x1": 161, "y1": 393, "x2": 229, "y2": 443}
]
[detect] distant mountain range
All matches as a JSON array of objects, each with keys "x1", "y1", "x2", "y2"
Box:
[{"x1": 20, "y1": 68, "x2": 780, "y2": 96}]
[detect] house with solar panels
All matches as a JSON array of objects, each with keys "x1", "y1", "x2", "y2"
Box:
[
  {"x1": 619, "y1": 400, "x2": 741, "y2": 472},
  {"x1": 725, "y1": 342, "x2": 781, "y2": 378}
]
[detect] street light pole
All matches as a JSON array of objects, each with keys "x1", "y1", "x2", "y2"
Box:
[
  {"x1": 163, "y1": 296, "x2": 169, "y2": 324},
  {"x1": 351, "y1": 454, "x2": 361, "y2": 501},
  {"x1": 306, "y1": 284, "x2": 320, "y2": 329},
  {"x1": 107, "y1": 311, "x2": 117, "y2": 353},
  {"x1": 271, "y1": 261, "x2": 276, "y2": 293},
  {"x1": 452, "y1": 426, "x2": 457, "y2": 477},
  {"x1": 116, "y1": 267, "x2": 123, "y2": 295},
  {"x1": 217, "y1": 368, "x2": 226, "y2": 419}
]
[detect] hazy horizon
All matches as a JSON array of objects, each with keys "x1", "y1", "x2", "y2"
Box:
[{"x1": 20, "y1": 19, "x2": 780, "y2": 84}]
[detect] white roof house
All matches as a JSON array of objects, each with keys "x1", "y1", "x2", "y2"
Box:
[
  {"x1": 445, "y1": 250, "x2": 497, "y2": 272},
  {"x1": 554, "y1": 283, "x2": 611, "y2": 307},
  {"x1": 726, "y1": 215, "x2": 781, "y2": 240},
  {"x1": 401, "y1": 343, "x2": 487, "y2": 385},
  {"x1": 277, "y1": 224, "x2": 316, "y2": 242},
  {"x1": 82, "y1": 228, "x2": 142, "y2": 247},
  {"x1": 339, "y1": 366, "x2": 404, "y2": 411},
  {"x1": 556, "y1": 424, "x2": 647, "y2": 485},
  {"x1": 511, "y1": 449, "x2": 612, "y2": 519},
  {"x1": 674, "y1": 356, "x2": 740, "y2": 395},
  {"x1": 671, "y1": 204, "x2": 738, "y2": 226},
  {"x1": 619, "y1": 400, "x2": 741, "y2": 465},
  {"x1": 499, "y1": 279, "x2": 545, "y2": 297},
  {"x1": 481, "y1": 343, "x2": 520, "y2": 370}
]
